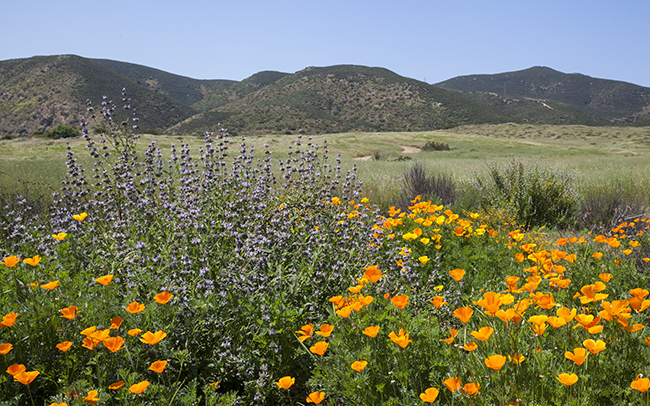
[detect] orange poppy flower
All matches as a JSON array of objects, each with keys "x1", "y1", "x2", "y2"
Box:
[
  {"x1": 125, "y1": 301, "x2": 145, "y2": 314},
  {"x1": 276, "y1": 376, "x2": 295, "y2": 389},
  {"x1": 103, "y1": 336, "x2": 125, "y2": 353},
  {"x1": 154, "y1": 291, "x2": 173, "y2": 304},
  {"x1": 511, "y1": 353, "x2": 526, "y2": 364},
  {"x1": 441, "y1": 329, "x2": 458, "y2": 344},
  {"x1": 109, "y1": 380, "x2": 125, "y2": 390},
  {"x1": 309, "y1": 341, "x2": 328, "y2": 356},
  {"x1": 546, "y1": 316, "x2": 567, "y2": 328},
  {"x1": 140, "y1": 330, "x2": 167, "y2": 345},
  {"x1": 453, "y1": 306, "x2": 473, "y2": 324},
  {"x1": 362, "y1": 265, "x2": 383, "y2": 283},
  {"x1": 96, "y1": 275, "x2": 114, "y2": 286},
  {"x1": 1, "y1": 256, "x2": 20, "y2": 267},
  {"x1": 129, "y1": 381, "x2": 150, "y2": 394},
  {"x1": 23, "y1": 255, "x2": 41, "y2": 266},
  {"x1": 449, "y1": 268, "x2": 465, "y2": 282},
  {"x1": 430, "y1": 296, "x2": 447, "y2": 308},
  {"x1": 52, "y1": 232, "x2": 67, "y2": 241},
  {"x1": 82, "y1": 337, "x2": 100, "y2": 351},
  {"x1": 41, "y1": 280, "x2": 59, "y2": 290},
  {"x1": 583, "y1": 339, "x2": 606, "y2": 354},
  {"x1": 471, "y1": 327, "x2": 494, "y2": 342},
  {"x1": 485, "y1": 354, "x2": 507, "y2": 371},
  {"x1": 0, "y1": 343, "x2": 12, "y2": 354},
  {"x1": 315, "y1": 324, "x2": 334, "y2": 338},
  {"x1": 388, "y1": 328, "x2": 412, "y2": 349},
  {"x1": 463, "y1": 382, "x2": 480, "y2": 396},
  {"x1": 110, "y1": 316, "x2": 124, "y2": 329},
  {"x1": 128, "y1": 328, "x2": 142, "y2": 337},
  {"x1": 631, "y1": 376, "x2": 650, "y2": 393},
  {"x1": 335, "y1": 306, "x2": 352, "y2": 318},
  {"x1": 296, "y1": 324, "x2": 314, "y2": 342},
  {"x1": 557, "y1": 373, "x2": 578, "y2": 386},
  {"x1": 14, "y1": 370, "x2": 39, "y2": 385},
  {"x1": 306, "y1": 391, "x2": 325, "y2": 404},
  {"x1": 56, "y1": 341, "x2": 73, "y2": 352},
  {"x1": 565, "y1": 348, "x2": 589, "y2": 365},
  {"x1": 443, "y1": 377, "x2": 462, "y2": 393},
  {"x1": 461, "y1": 342, "x2": 478, "y2": 352},
  {"x1": 391, "y1": 295, "x2": 410, "y2": 310},
  {"x1": 60, "y1": 306, "x2": 78, "y2": 320},
  {"x1": 362, "y1": 325, "x2": 380, "y2": 338},
  {"x1": 419, "y1": 387, "x2": 439, "y2": 403},
  {"x1": 351, "y1": 360, "x2": 368, "y2": 372},
  {"x1": 6, "y1": 364, "x2": 26, "y2": 376},
  {"x1": 556, "y1": 307, "x2": 576, "y2": 322},
  {"x1": 149, "y1": 360, "x2": 168, "y2": 373}
]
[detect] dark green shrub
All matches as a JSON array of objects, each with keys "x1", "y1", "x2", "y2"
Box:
[
  {"x1": 474, "y1": 158, "x2": 578, "y2": 229},
  {"x1": 46, "y1": 123, "x2": 81, "y2": 139},
  {"x1": 400, "y1": 162, "x2": 457, "y2": 208},
  {"x1": 422, "y1": 140, "x2": 451, "y2": 151}
]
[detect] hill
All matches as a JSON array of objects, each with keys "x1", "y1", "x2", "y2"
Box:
[
  {"x1": 435, "y1": 66, "x2": 650, "y2": 124},
  {"x1": 0, "y1": 55, "x2": 198, "y2": 136},
  {"x1": 2, "y1": 56, "x2": 650, "y2": 138},
  {"x1": 169, "y1": 65, "x2": 510, "y2": 135},
  {"x1": 93, "y1": 58, "x2": 237, "y2": 107}
]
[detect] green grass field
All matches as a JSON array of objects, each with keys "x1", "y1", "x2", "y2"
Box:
[{"x1": 2, "y1": 123, "x2": 650, "y2": 211}]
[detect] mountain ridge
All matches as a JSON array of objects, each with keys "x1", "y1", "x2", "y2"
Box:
[{"x1": 1, "y1": 56, "x2": 649, "y2": 137}]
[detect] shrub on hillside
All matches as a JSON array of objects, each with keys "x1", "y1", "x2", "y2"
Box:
[
  {"x1": 46, "y1": 123, "x2": 80, "y2": 139},
  {"x1": 474, "y1": 158, "x2": 578, "y2": 229}
]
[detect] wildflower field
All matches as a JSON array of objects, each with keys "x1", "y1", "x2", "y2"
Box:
[{"x1": 1, "y1": 94, "x2": 650, "y2": 405}]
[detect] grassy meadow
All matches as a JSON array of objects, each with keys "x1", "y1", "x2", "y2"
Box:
[{"x1": 1, "y1": 120, "x2": 650, "y2": 405}]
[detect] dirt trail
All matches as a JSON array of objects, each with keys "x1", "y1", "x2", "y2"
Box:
[
  {"x1": 400, "y1": 145, "x2": 421, "y2": 153},
  {"x1": 353, "y1": 145, "x2": 421, "y2": 160}
]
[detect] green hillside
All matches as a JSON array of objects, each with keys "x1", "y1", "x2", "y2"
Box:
[
  {"x1": 93, "y1": 58, "x2": 237, "y2": 107},
  {"x1": 0, "y1": 55, "x2": 197, "y2": 136},
  {"x1": 170, "y1": 65, "x2": 510, "y2": 135},
  {"x1": 435, "y1": 66, "x2": 650, "y2": 123}
]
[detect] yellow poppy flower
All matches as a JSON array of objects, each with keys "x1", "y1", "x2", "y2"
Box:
[
  {"x1": 565, "y1": 348, "x2": 589, "y2": 365},
  {"x1": 73, "y1": 212, "x2": 88, "y2": 222}
]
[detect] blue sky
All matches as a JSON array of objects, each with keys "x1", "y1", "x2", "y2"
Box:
[{"x1": 3, "y1": 0, "x2": 649, "y2": 87}]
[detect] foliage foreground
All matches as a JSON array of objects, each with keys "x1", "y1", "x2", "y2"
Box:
[{"x1": 1, "y1": 94, "x2": 650, "y2": 405}]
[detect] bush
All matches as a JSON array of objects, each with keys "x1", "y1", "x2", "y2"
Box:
[
  {"x1": 46, "y1": 124, "x2": 81, "y2": 139},
  {"x1": 474, "y1": 158, "x2": 578, "y2": 229},
  {"x1": 422, "y1": 141, "x2": 451, "y2": 151},
  {"x1": 578, "y1": 180, "x2": 649, "y2": 231},
  {"x1": 399, "y1": 162, "x2": 457, "y2": 208}
]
